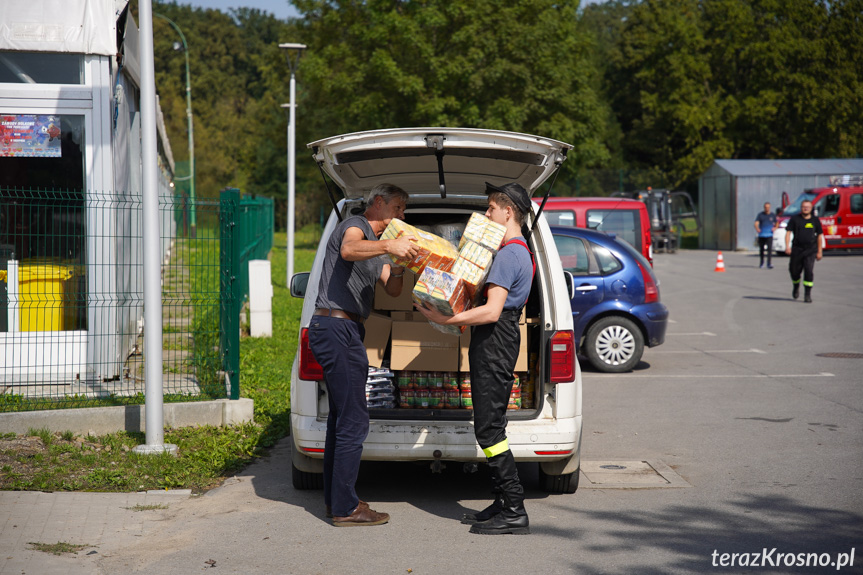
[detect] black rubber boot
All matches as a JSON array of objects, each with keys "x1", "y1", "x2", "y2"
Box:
[
  {"x1": 469, "y1": 497, "x2": 530, "y2": 535},
  {"x1": 804, "y1": 287, "x2": 812, "y2": 303},
  {"x1": 469, "y1": 453, "x2": 529, "y2": 534},
  {"x1": 461, "y1": 494, "x2": 504, "y2": 525},
  {"x1": 792, "y1": 283, "x2": 800, "y2": 299}
]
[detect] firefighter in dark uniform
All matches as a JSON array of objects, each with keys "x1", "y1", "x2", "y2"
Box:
[
  {"x1": 784, "y1": 199, "x2": 823, "y2": 303},
  {"x1": 416, "y1": 182, "x2": 535, "y2": 535}
]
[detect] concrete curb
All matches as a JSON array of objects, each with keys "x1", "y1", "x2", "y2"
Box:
[{"x1": 0, "y1": 398, "x2": 254, "y2": 435}]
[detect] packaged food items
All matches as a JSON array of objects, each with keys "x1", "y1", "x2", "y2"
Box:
[
  {"x1": 366, "y1": 366, "x2": 396, "y2": 408},
  {"x1": 381, "y1": 218, "x2": 458, "y2": 276},
  {"x1": 428, "y1": 389, "x2": 445, "y2": 408},
  {"x1": 443, "y1": 372, "x2": 458, "y2": 389},
  {"x1": 396, "y1": 372, "x2": 413, "y2": 389},
  {"x1": 366, "y1": 380, "x2": 396, "y2": 408},
  {"x1": 414, "y1": 371, "x2": 429, "y2": 388},
  {"x1": 399, "y1": 389, "x2": 413, "y2": 408},
  {"x1": 461, "y1": 390, "x2": 473, "y2": 410},
  {"x1": 459, "y1": 212, "x2": 506, "y2": 253},
  {"x1": 416, "y1": 389, "x2": 430, "y2": 409},
  {"x1": 428, "y1": 371, "x2": 444, "y2": 389},
  {"x1": 507, "y1": 389, "x2": 521, "y2": 410},
  {"x1": 445, "y1": 390, "x2": 460, "y2": 408},
  {"x1": 412, "y1": 267, "x2": 470, "y2": 335},
  {"x1": 512, "y1": 373, "x2": 521, "y2": 390},
  {"x1": 460, "y1": 374, "x2": 471, "y2": 391},
  {"x1": 451, "y1": 239, "x2": 495, "y2": 301}
]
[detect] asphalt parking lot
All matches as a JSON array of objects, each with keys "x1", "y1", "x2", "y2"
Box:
[{"x1": 6, "y1": 249, "x2": 863, "y2": 575}]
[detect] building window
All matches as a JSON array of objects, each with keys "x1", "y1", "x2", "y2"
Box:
[{"x1": 0, "y1": 52, "x2": 84, "y2": 84}]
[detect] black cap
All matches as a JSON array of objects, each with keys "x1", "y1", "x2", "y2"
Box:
[{"x1": 485, "y1": 182, "x2": 532, "y2": 214}]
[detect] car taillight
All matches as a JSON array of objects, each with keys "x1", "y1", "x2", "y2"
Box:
[
  {"x1": 549, "y1": 331, "x2": 575, "y2": 383},
  {"x1": 637, "y1": 261, "x2": 659, "y2": 303},
  {"x1": 299, "y1": 328, "x2": 324, "y2": 381}
]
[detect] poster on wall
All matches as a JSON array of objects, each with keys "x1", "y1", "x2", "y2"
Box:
[{"x1": 0, "y1": 114, "x2": 62, "y2": 157}]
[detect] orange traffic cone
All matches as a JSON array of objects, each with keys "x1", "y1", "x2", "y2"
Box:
[{"x1": 714, "y1": 251, "x2": 726, "y2": 272}]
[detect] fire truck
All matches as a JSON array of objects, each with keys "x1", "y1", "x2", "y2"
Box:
[{"x1": 773, "y1": 175, "x2": 863, "y2": 254}]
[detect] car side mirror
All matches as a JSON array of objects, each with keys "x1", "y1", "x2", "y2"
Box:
[
  {"x1": 290, "y1": 272, "x2": 310, "y2": 298},
  {"x1": 563, "y1": 271, "x2": 575, "y2": 299}
]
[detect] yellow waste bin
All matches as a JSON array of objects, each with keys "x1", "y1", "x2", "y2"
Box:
[{"x1": 18, "y1": 263, "x2": 76, "y2": 332}]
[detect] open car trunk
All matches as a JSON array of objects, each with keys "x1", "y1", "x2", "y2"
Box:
[{"x1": 315, "y1": 200, "x2": 548, "y2": 423}]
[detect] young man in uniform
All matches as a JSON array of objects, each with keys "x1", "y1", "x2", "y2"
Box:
[
  {"x1": 308, "y1": 183, "x2": 418, "y2": 526},
  {"x1": 754, "y1": 202, "x2": 777, "y2": 268},
  {"x1": 416, "y1": 182, "x2": 535, "y2": 535},
  {"x1": 784, "y1": 199, "x2": 823, "y2": 303}
]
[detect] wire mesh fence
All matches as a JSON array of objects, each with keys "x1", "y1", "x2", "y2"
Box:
[{"x1": 0, "y1": 187, "x2": 231, "y2": 412}]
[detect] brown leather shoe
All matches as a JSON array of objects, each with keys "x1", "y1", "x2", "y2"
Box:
[
  {"x1": 327, "y1": 500, "x2": 365, "y2": 519},
  {"x1": 332, "y1": 501, "x2": 389, "y2": 527}
]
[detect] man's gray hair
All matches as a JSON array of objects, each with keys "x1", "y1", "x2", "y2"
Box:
[{"x1": 367, "y1": 183, "x2": 408, "y2": 205}]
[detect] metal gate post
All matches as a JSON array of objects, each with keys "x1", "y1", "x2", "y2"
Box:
[{"x1": 220, "y1": 188, "x2": 241, "y2": 400}]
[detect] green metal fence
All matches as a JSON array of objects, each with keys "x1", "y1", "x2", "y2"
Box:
[
  {"x1": 0, "y1": 187, "x2": 273, "y2": 412},
  {"x1": 219, "y1": 188, "x2": 274, "y2": 400}
]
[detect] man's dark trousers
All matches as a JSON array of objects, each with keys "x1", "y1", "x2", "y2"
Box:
[
  {"x1": 789, "y1": 246, "x2": 817, "y2": 289},
  {"x1": 758, "y1": 237, "x2": 772, "y2": 266},
  {"x1": 469, "y1": 309, "x2": 524, "y2": 508},
  {"x1": 308, "y1": 315, "x2": 369, "y2": 517}
]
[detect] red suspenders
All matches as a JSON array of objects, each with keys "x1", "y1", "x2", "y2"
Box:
[{"x1": 483, "y1": 238, "x2": 535, "y2": 305}]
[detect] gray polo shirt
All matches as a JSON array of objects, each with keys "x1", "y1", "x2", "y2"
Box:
[{"x1": 314, "y1": 215, "x2": 384, "y2": 318}]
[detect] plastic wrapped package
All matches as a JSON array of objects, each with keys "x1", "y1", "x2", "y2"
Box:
[
  {"x1": 412, "y1": 266, "x2": 469, "y2": 336},
  {"x1": 452, "y1": 239, "x2": 495, "y2": 300},
  {"x1": 458, "y1": 212, "x2": 506, "y2": 253},
  {"x1": 381, "y1": 218, "x2": 458, "y2": 275},
  {"x1": 434, "y1": 222, "x2": 466, "y2": 248},
  {"x1": 366, "y1": 367, "x2": 397, "y2": 408}
]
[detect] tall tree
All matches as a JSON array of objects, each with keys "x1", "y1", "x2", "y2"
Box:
[
  {"x1": 610, "y1": 0, "x2": 733, "y2": 187},
  {"x1": 293, "y1": 0, "x2": 613, "y2": 178}
]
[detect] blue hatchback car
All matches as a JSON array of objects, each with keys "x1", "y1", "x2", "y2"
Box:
[{"x1": 550, "y1": 226, "x2": 669, "y2": 372}]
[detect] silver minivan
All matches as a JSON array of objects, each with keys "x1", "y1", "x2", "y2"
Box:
[{"x1": 289, "y1": 128, "x2": 583, "y2": 494}]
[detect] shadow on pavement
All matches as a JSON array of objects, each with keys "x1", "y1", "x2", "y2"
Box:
[
  {"x1": 246, "y1": 438, "x2": 553, "y2": 526},
  {"x1": 563, "y1": 493, "x2": 863, "y2": 574}
]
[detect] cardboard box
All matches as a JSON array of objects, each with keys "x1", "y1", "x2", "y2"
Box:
[
  {"x1": 390, "y1": 321, "x2": 459, "y2": 371},
  {"x1": 381, "y1": 218, "x2": 458, "y2": 276},
  {"x1": 390, "y1": 310, "x2": 427, "y2": 322},
  {"x1": 374, "y1": 272, "x2": 415, "y2": 311},
  {"x1": 363, "y1": 312, "x2": 393, "y2": 367},
  {"x1": 459, "y1": 323, "x2": 527, "y2": 372},
  {"x1": 412, "y1": 267, "x2": 471, "y2": 317}
]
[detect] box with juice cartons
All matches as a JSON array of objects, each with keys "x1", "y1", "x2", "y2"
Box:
[
  {"x1": 380, "y1": 218, "x2": 458, "y2": 276},
  {"x1": 451, "y1": 239, "x2": 495, "y2": 301},
  {"x1": 459, "y1": 212, "x2": 506, "y2": 253},
  {"x1": 412, "y1": 266, "x2": 469, "y2": 336}
]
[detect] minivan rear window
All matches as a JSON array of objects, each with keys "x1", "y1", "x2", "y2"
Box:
[
  {"x1": 544, "y1": 210, "x2": 575, "y2": 226},
  {"x1": 586, "y1": 209, "x2": 640, "y2": 250}
]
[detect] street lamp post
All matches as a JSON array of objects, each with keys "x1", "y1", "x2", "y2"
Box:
[
  {"x1": 279, "y1": 43, "x2": 306, "y2": 285},
  {"x1": 155, "y1": 13, "x2": 196, "y2": 239}
]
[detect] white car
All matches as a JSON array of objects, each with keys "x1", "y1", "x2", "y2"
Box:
[{"x1": 289, "y1": 128, "x2": 583, "y2": 493}]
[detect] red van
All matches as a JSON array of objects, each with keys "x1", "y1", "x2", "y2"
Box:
[{"x1": 534, "y1": 197, "x2": 654, "y2": 264}]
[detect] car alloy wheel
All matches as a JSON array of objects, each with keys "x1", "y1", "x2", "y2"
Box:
[{"x1": 586, "y1": 316, "x2": 644, "y2": 373}]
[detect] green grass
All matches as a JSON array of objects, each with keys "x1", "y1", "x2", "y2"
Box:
[
  {"x1": 28, "y1": 541, "x2": 92, "y2": 556},
  {"x1": 126, "y1": 503, "x2": 169, "y2": 511},
  {"x1": 0, "y1": 230, "x2": 319, "y2": 493}
]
